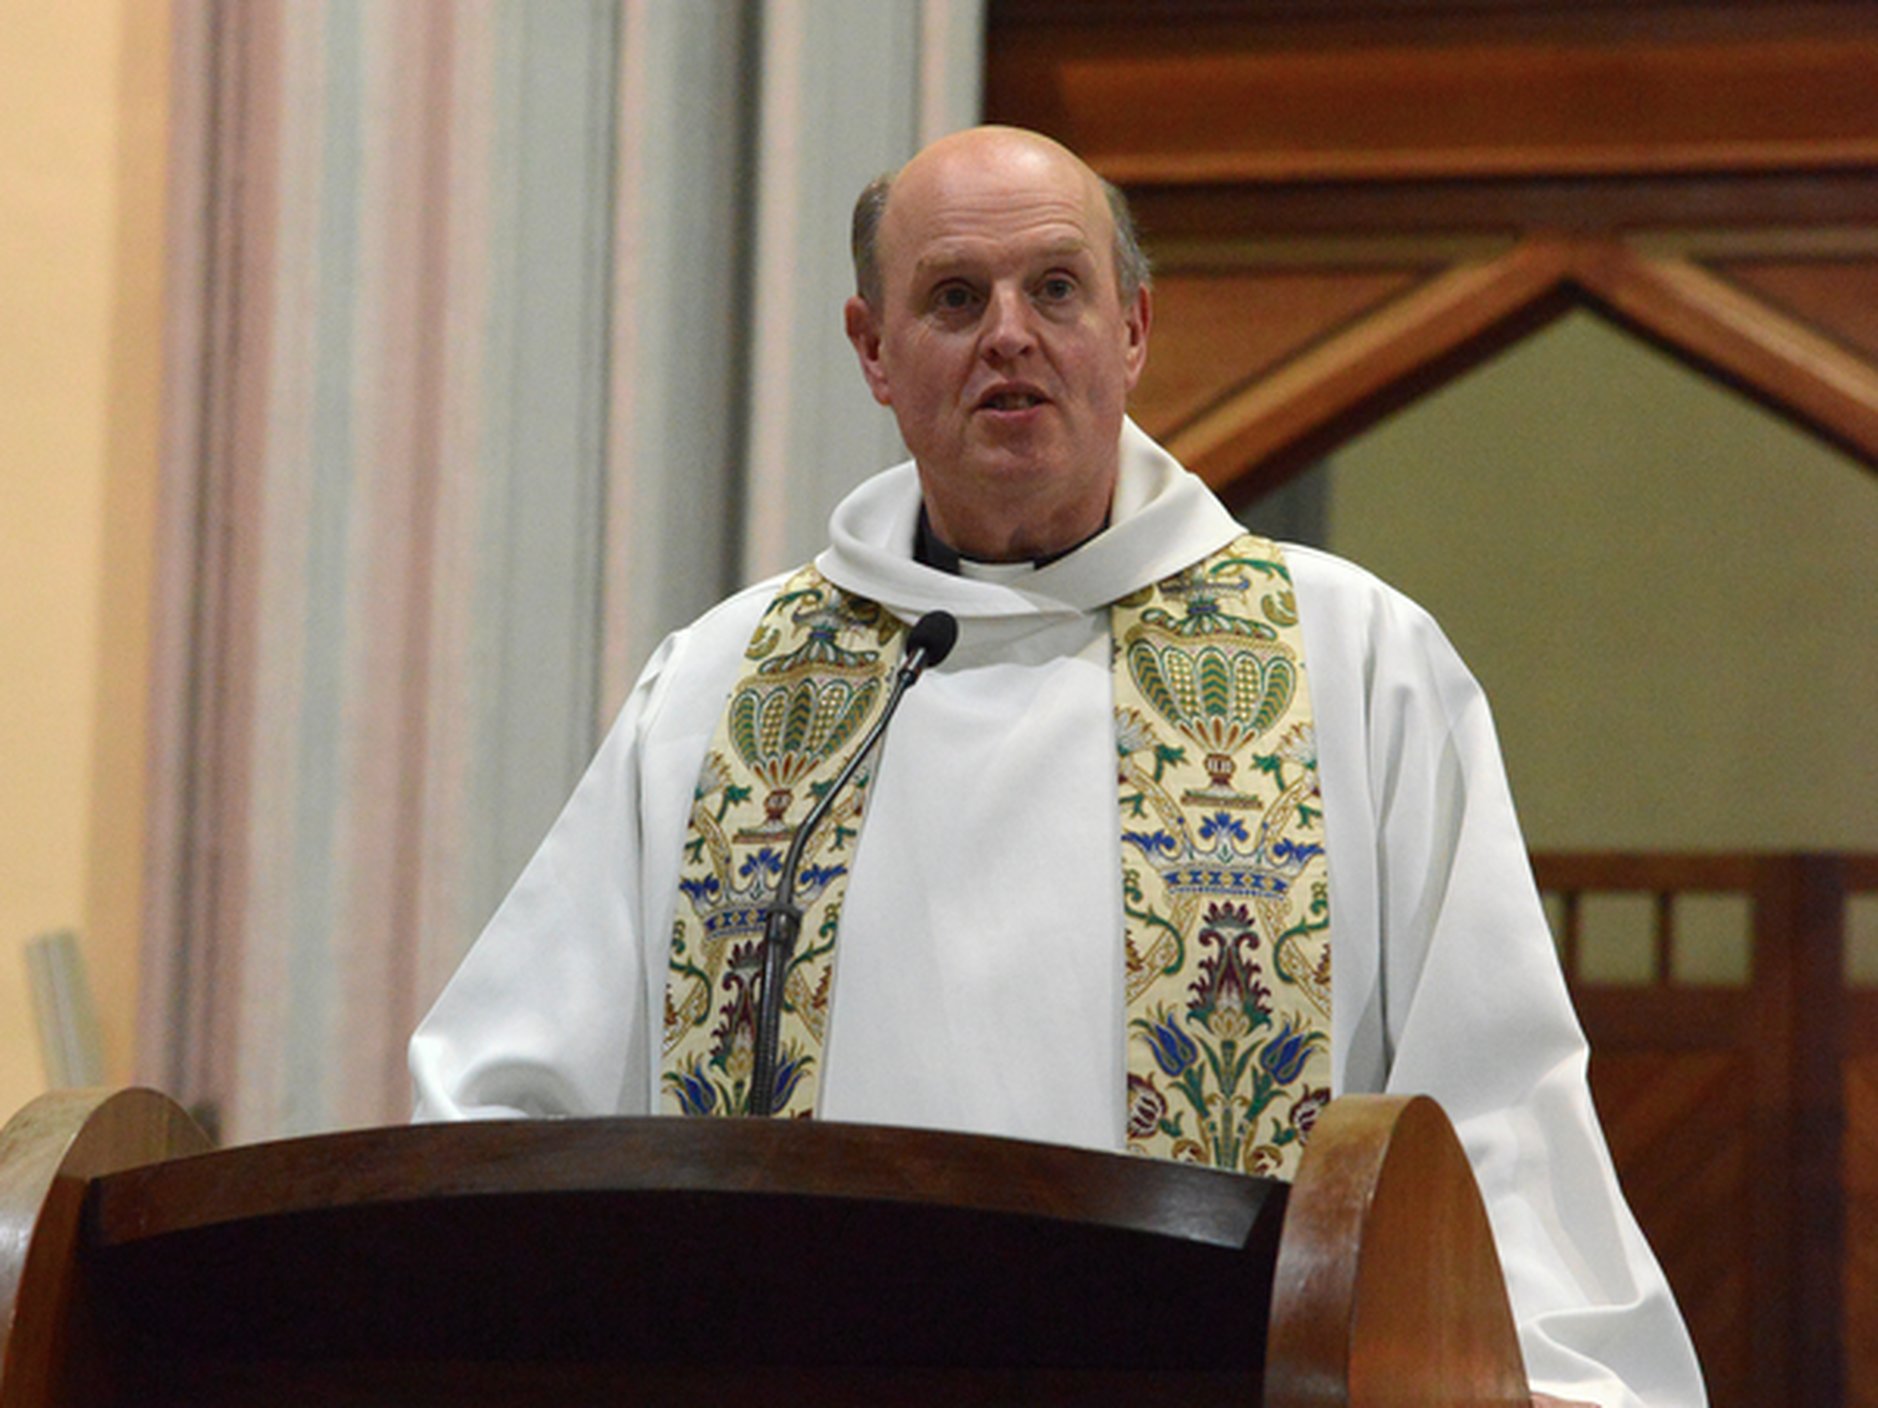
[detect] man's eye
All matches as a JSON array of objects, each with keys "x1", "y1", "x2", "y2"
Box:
[
  {"x1": 1037, "y1": 276, "x2": 1077, "y2": 302},
  {"x1": 933, "y1": 284, "x2": 977, "y2": 311}
]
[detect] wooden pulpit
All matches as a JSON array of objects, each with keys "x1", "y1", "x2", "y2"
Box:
[{"x1": 0, "y1": 1091, "x2": 1526, "y2": 1405}]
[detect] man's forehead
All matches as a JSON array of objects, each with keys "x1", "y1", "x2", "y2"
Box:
[
  {"x1": 884, "y1": 173, "x2": 1110, "y2": 282},
  {"x1": 909, "y1": 230, "x2": 1100, "y2": 277}
]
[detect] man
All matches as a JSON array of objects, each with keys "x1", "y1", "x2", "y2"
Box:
[{"x1": 411, "y1": 126, "x2": 1704, "y2": 1406}]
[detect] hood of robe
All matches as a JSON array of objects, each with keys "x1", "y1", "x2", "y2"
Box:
[{"x1": 814, "y1": 419, "x2": 1245, "y2": 630}]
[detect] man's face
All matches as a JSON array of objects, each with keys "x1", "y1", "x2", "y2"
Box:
[{"x1": 845, "y1": 132, "x2": 1150, "y2": 559}]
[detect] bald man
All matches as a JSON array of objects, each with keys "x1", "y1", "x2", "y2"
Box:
[{"x1": 412, "y1": 128, "x2": 1704, "y2": 1407}]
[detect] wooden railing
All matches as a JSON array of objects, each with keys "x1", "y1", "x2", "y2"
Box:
[{"x1": 1533, "y1": 851, "x2": 1878, "y2": 1408}]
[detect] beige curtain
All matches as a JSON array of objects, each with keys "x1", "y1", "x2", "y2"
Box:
[{"x1": 142, "y1": 0, "x2": 983, "y2": 1143}]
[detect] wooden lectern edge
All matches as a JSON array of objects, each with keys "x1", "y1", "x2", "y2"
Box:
[
  {"x1": 0, "y1": 1089, "x2": 212, "y2": 1407},
  {"x1": 1, "y1": 1089, "x2": 1529, "y2": 1405},
  {"x1": 1265, "y1": 1093, "x2": 1530, "y2": 1407},
  {"x1": 80, "y1": 1110, "x2": 1279, "y2": 1253}
]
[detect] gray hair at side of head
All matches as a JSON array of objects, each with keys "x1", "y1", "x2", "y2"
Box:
[{"x1": 849, "y1": 168, "x2": 1152, "y2": 310}]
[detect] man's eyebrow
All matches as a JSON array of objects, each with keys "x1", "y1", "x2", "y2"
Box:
[{"x1": 912, "y1": 236, "x2": 1097, "y2": 279}]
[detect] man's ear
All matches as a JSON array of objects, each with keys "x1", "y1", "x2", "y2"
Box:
[
  {"x1": 1121, "y1": 284, "x2": 1152, "y2": 392},
  {"x1": 845, "y1": 296, "x2": 892, "y2": 407}
]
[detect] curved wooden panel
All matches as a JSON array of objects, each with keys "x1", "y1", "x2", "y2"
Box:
[
  {"x1": 1266, "y1": 1094, "x2": 1527, "y2": 1408},
  {"x1": 0, "y1": 1089, "x2": 212, "y2": 1408}
]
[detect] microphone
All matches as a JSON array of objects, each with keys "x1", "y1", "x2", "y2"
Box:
[{"x1": 746, "y1": 610, "x2": 958, "y2": 1116}]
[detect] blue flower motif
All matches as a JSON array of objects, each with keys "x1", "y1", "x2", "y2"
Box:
[
  {"x1": 797, "y1": 862, "x2": 848, "y2": 891},
  {"x1": 665, "y1": 1060, "x2": 718, "y2": 1116},
  {"x1": 1258, "y1": 1020, "x2": 1322, "y2": 1085},
  {"x1": 1136, "y1": 1010, "x2": 1200, "y2": 1077},
  {"x1": 740, "y1": 848, "x2": 784, "y2": 880},
  {"x1": 1199, "y1": 812, "x2": 1249, "y2": 845},
  {"x1": 678, "y1": 876, "x2": 721, "y2": 903},
  {"x1": 1271, "y1": 838, "x2": 1324, "y2": 866},
  {"x1": 770, "y1": 1046, "x2": 813, "y2": 1110},
  {"x1": 1123, "y1": 829, "x2": 1180, "y2": 859}
]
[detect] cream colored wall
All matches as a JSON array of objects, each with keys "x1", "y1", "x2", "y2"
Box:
[
  {"x1": 0, "y1": 0, "x2": 167, "y2": 1117},
  {"x1": 1327, "y1": 310, "x2": 1878, "y2": 855}
]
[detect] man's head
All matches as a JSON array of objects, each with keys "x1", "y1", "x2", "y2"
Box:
[{"x1": 844, "y1": 126, "x2": 1152, "y2": 562}]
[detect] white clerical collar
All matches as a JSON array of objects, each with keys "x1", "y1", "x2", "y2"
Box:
[
  {"x1": 957, "y1": 557, "x2": 1040, "y2": 584},
  {"x1": 817, "y1": 418, "x2": 1243, "y2": 622}
]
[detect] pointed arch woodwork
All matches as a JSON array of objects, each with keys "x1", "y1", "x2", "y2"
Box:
[{"x1": 1156, "y1": 234, "x2": 1878, "y2": 500}]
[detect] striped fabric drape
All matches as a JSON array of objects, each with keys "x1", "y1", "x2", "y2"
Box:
[{"x1": 142, "y1": 0, "x2": 983, "y2": 1142}]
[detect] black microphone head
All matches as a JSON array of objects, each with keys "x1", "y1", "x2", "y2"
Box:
[{"x1": 906, "y1": 610, "x2": 959, "y2": 668}]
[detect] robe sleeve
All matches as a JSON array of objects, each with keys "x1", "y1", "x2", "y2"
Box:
[
  {"x1": 1339, "y1": 571, "x2": 1706, "y2": 1407},
  {"x1": 407, "y1": 634, "x2": 682, "y2": 1122}
]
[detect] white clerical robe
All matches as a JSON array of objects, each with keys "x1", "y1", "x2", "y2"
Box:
[{"x1": 410, "y1": 422, "x2": 1706, "y2": 1407}]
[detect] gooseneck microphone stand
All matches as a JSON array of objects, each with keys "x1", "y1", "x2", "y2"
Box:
[{"x1": 746, "y1": 610, "x2": 958, "y2": 1117}]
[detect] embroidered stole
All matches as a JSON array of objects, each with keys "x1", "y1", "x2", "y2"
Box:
[{"x1": 660, "y1": 535, "x2": 1332, "y2": 1178}]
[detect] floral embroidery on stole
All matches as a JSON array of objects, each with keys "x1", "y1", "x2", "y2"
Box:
[
  {"x1": 661, "y1": 535, "x2": 1331, "y2": 1179},
  {"x1": 1113, "y1": 540, "x2": 1332, "y2": 1176}
]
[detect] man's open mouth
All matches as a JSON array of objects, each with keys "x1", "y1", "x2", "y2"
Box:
[{"x1": 979, "y1": 390, "x2": 1046, "y2": 411}]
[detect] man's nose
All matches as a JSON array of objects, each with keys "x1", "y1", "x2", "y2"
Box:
[{"x1": 980, "y1": 285, "x2": 1036, "y2": 360}]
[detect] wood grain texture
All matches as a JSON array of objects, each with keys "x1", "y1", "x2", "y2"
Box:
[
  {"x1": 1128, "y1": 174, "x2": 1878, "y2": 244},
  {"x1": 86, "y1": 1115, "x2": 1276, "y2": 1252},
  {"x1": 1843, "y1": 995, "x2": 1878, "y2": 1408},
  {"x1": 1590, "y1": 1051, "x2": 1749, "y2": 1401},
  {"x1": 988, "y1": 5, "x2": 1878, "y2": 185},
  {"x1": 1706, "y1": 258, "x2": 1878, "y2": 364},
  {"x1": 1129, "y1": 267, "x2": 1426, "y2": 442},
  {"x1": 1266, "y1": 1095, "x2": 1527, "y2": 1408},
  {"x1": 0, "y1": 1089, "x2": 212, "y2": 1408}
]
